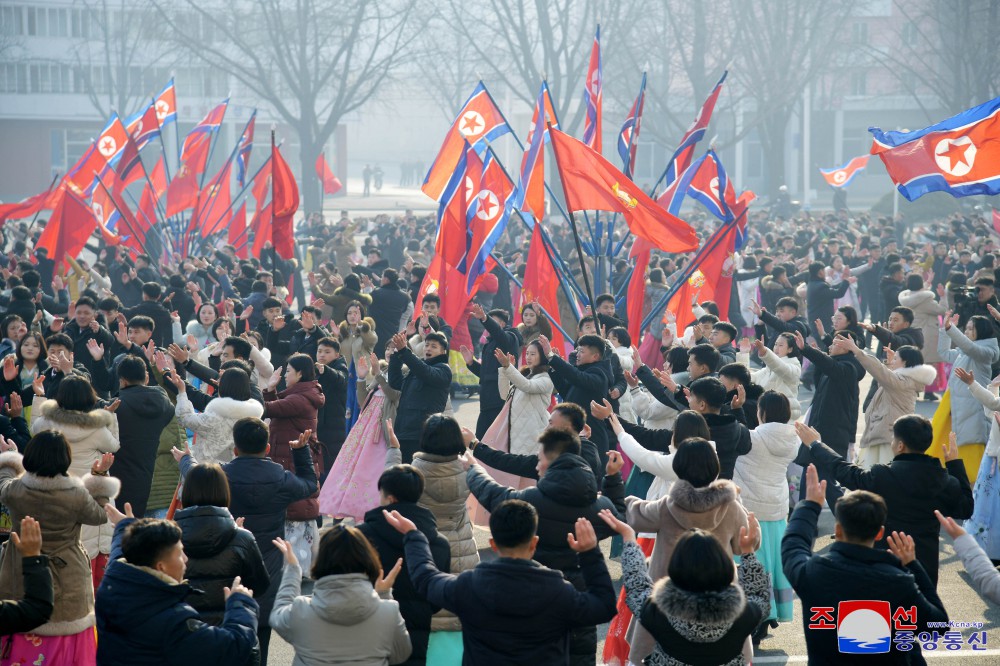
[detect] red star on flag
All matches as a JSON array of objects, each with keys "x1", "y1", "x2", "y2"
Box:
[{"x1": 941, "y1": 140, "x2": 971, "y2": 170}]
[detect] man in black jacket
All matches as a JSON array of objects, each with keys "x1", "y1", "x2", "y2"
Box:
[
  {"x1": 287, "y1": 306, "x2": 326, "y2": 360},
  {"x1": 111, "y1": 357, "x2": 176, "y2": 517},
  {"x1": 467, "y1": 428, "x2": 624, "y2": 666},
  {"x1": 125, "y1": 282, "x2": 174, "y2": 349},
  {"x1": 783, "y1": 464, "x2": 948, "y2": 665},
  {"x1": 256, "y1": 300, "x2": 301, "y2": 370},
  {"x1": 178, "y1": 417, "x2": 317, "y2": 664},
  {"x1": 388, "y1": 331, "x2": 452, "y2": 463},
  {"x1": 369, "y1": 268, "x2": 413, "y2": 358},
  {"x1": 793, "y1": 330, "x2": 866, "y2": 511},
  {"x1": 315, "y1": 338, "x2": 348, "y2": 482},
  {"x1": 631, "y1": 343, "x2": 719, "y2": 413},
  {"x1": 542, "y1": 333, "x2": 612, "y2": 463},
  {"x1": 359, "y1": 464, "x2": 450, "y2": 666},
  {"x1": 806, "y1": 261, "x2": 854, "y2": 341},
  {"x1": 62, "y1": 296, "x2": 116, "y2": 397},
  {"x1": 860, "y1": 306, "x2": 925, "y2": 410},
  {"x1": 751, "y1": 296, "x2": 810, "y2": 350},
  {"x1": 797, "y1": 416, "x2": 973, "y2": 586},
  {"x1": 469, "y1": 303, "x2": 522, "y2": 438},
  {"x1": 389, "y1": 499, "x2": 616, "y2": 666}
]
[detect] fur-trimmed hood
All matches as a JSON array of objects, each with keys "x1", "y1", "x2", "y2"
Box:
[
  {"x1": 898, "y1": 289, "x2": 937, "y2": 310},
  {"x1": 204, "y1": 396, "x2": 265, "y2": 421},
  {"x1": 650, "y1": 577, "x2": 746, "y2": 626},
  {"x1": 667, "y1": 479, "x2": 739, "y2": 529},
  {"x1": 36, "y1": 400, "x2": 116, "y2": 440},
  {"x1": 893, "y1": 364, "x2": 938, "y2": 387},
  {"x1": 339, "y1": 317, "x2": 376, "y2": 337}
]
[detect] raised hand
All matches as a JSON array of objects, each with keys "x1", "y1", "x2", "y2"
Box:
[
  {"x1": 290, "y1": 428, "x2": 313, "y2": 450},
  {"x1": 943, "y1": 432, "x2": 960, "y2": 463},
  {"x1": 2, "y1": 392, "x2": 22, "y2": 419},
  {"x1": 988, "y1": 304, "x2": 1000, "y2": 322},
  {"x1": 886, "y1": 531, "x2": 916, "y2": 566},
  {"x1": 731, "y1": 384, "x2": 746, "y2": 410},
  {"x1": 537, "y1": 335, "x2": 552, "y2": 358},
  {"x1": 356, "y1": 354, "x2": 370, "y2": 379},
  {"x1": 934, "y1": 510, "x2": 967, "y2": 540},
  {"x1": 749, "y1": 299, "x2": 763, "y2": 316},
  {"x1": 167, "y1": 343, "x2": 190, "y2": 365},
  {"x1": 944, "y1": 310, "x2": 958, "y2": 330},
  {"x1": 954, "y1": 367, "x2": 974, "y2": 385},
  {"x1": 266, "y1": 366, "x2": 284, "y2": 391},
  {"x1": 391, "y1": 332, "x2": 407, "y2": 352},
  {"x1": 1, "y1": 355, "x2": 16, "y2": 382},
  {"x1": 596, "y1": 508, "x2": 636, "y2": 544},
  {"x1": 91, "y1": 452, "x2": 114, "y2": 474},
  {"x1": 589, "y1": 399, "x2": 613, "y2": 420},
  {"x1": 623, "y1": 369, "x2": 639, "y2": 388},
  {"x1": 383, "y1": 509, "x2": 417, "y2": 535},
  {"x1": 272, "y1": 537, "x2": 299, "y2": 567},
  {"x1": 375, "y1": 557, "x2": 404, "y2": 594},
  {"x1": 31, "y1": 374, "x2": 45, "y2": 397},
  {"x1": 386, "y1": 420, "x2": 400, "y2": 449},
  {"x1": 470, "y1": 303, "x2": 486, "y2": 321},
  {"x1": 493, "y1": 348, "x2": 510, "y2": 368},
  {"x1": 566, "y1": 517, "x2": 598, "y2": 553},
  {"x1": 751, "y1": 337, "x2": 767, "y2": 358},
  {"x1": 223, "y1": 576, "x2": 253, "y2": 600},
  {"x1": 103, "y1": 398, "x2": 121, "y2": 414},
  {"x1": 166, "y1": 370, "x2": 186, "y2": 393},
  {"x1": 86, "y1": 338, "x2": 105, "y2": 362},
  {"x1": 49, "y1": 317, "x2": 64, "y2": 333},
  {"x1": 114, "y1": 320, "x2": 129, "y2": 347},
  {"x1": 605, "y1": 450, "x2": 624, "y2": 477},
  {"x1": 804, "y1": 463, "x2": 827, "y2": 508},
  {"x1": 170, "y1": 441, "x2": 192, "y2": 463},
  {"x1": 0, "y1": 436, "x2": 17, "y2": 453},
  {"x1": 793, "y1": 330, "x2": 806, "y2": 350},
  {"x1": 738, "y1": 512, "x2": 761, "y2": 555},
  {"x1": 794, "y1": 421, "x2": 821, "y2": 447},
  {"x1": 10, "y1": 516, "x2": 42, "y2": 557},
  {"x1": 630, "y1": 345, "x2": 643, "y2": 370},
  {"x1": 738, "y1": 337, "x2": 752, "y2": 355},
  {"x1": 653, "y1": 369, "x2": 677, "y2": 393},
  {"x1": 814, "y1": 319, "x2": 826, "y2": 338}
]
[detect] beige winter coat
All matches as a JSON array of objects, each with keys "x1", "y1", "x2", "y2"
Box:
[
  {"x1": 411, "y1": 451, "x2": 479, "y2": 632},
  {"x1": 339, "y1": 317, "x2": 378, "y2": 368},
  {"x1": 498, "y1": 365, "x2": 553, "y2": 456},
  {"x1": 0, "y1": 451, "x2": 119, "y2": 635},
  {"x1": 898, "y1": 289, "x2": 947, "y2": 363},
  {"x1": 31, "y1": 396, "x2": 120, "y2": 557},
  {"x1": 855, "y1": 353, "x2": 937, "y2": 449}
]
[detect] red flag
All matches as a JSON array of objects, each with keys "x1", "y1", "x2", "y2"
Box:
[
  {"x1": 519, "y1": 224, "x2": 564, "y2": 351},
  {"x1": 128, "y1": 102, "x2": 162, "y2": 151},
  {"x1": 434, "y1": 145, "x2": 472, "y2": 268},
  {"x1": 36, "y1": 188, "x2": 97, "y2": 268},
  {"x1": 63, "y1": 143, "x2": 106, "y2": 198},
  {"x1": 0, "y1": 190, "x2": 51, "y2": 227},
  {"x1": 423, "y1": 82, "x2": 510, "y2": 201},
  {"x1": 993, "y1": 209, "x2": 1000, "y2": 236},
  {"x1": 315, "y1": 154, "x2": 343, "y2": 195},
  {"x1": 195, "y1": 166, "x2": 234, "y2": 238},
  {"x1": 252, "y1": 159, "x2": 272, "y2": 209},
  {"x1": 582, "y1": 26, "x2": 602, "y2": 153},
  {"x1": 250, "y1": 202, "x2": 273, "y2": 258},
  {"x1": 270, "y1": 143, "x2": 299, "y2": 259},
  {"x1": 667, "y1": 223, "x2": 742, "y2": 330},
  {"x1": 549, "y1": 127, "x2": 697, "y2": 253},
  {"x1": 518, "y1": 86, "x2": 549, "y2": 222},
  {"x1": 114, "y1": 135, "x2": 144, "y2": 192},
  {"x1": 231, "y1": 202, "x2": 248, "y2": 258},
  {"x1": 415, "y1": 254, "x2": 476, "y2": 330},
  {"x1": 165, "y1": 100, "x2": 228, "y2": 216},
  {"x1": 626, "y1": 238, "x2": 654, "y2": 342}
]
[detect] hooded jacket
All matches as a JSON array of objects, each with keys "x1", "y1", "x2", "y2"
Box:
[
  {"x1": 854, "y1": 354, "x2": 937, "y2": 450},
  {"x1": 498, "y1": 364, "x2": 554, "y2": 456},
  {"x1": 622, "y1": 541, "x2": 769, "y2": 666},
  {"x1": 387, "y1": 348, "x2": 451, "y2": 451},
  {"x1": 270, "y1": 564, "x2": 411, "y2": 666},
  {"x1": 742, "y1": 348, "x2": 802, "y2": 421},
  {"x1": 113, "y1": 384, "x2": 177, "y2": 517},
  {"x1": 31, "y1": 396, "x2": 120, "y2": 556},
  {"x1": 338, "y1": 318, "x2": 378, "y2": 368},
  {"x1": 263, "y1": 380, "x2": 325, "y2": 521},
  {"x1": 800, "y1": 345, "x2": 866, "y2": 451},
  {"x1": 898, "y1": 289, "x2": 947, "y2": 363},
  {"x1": 939, "y1": 325, "x2": 1000, "y2": 446},
  {"x1": 358, "y1": 501, "x2": 451, "y2": 665},
  {"x1": 316, "y1": 356, "x2": 349, "y2": 465},
  {"x1": 702, "y1": 413, "x2": 752, "y2": 480},
  {"x1": 625, "y1": 478, "x2": 751, "y2": 662},
  {"x1": 0, "y1": 451, "x2": 118, "y2": 636},
  {"x1": 476, "y1": 315, "x2": 523, "y2": 411},
  {"x1": 176, "y1": 394, "x2": 265, "y2": 464},
  {"x1": 96, "y1": 518, "x2": 260, "y2": 666},
  {"x1": 733, "y1": 422, "x2": 800, "y2": 521},
  {"x1": 547, "y1": 355, "x2": 613, "y2": 456},
  {"x1": 367, "y1": 283, "x2": 411, "y2": 357},
  {"x1": 401, "y1": 529, "x2": 616, "y2": 666},
  {"x1": 175, "y1": 505, "x2": 270, "y2": 627}
]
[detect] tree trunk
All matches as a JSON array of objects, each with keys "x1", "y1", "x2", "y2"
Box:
[
  {"x1": 760, "y1": 111, "x2": 790, "y2": 200},
  {"x1": 298, "y1": 130, "x2": 322, "y2": 217}
]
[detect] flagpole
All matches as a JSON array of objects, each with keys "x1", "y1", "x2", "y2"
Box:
[
  {"x1": 94, "y1": 173, "x2": 157, "y2": 261},
  {"x1": 270, "y1": 126, "x2": 278, "y2": 270},
  {"x1": 153, "y1": 97, "x2": 175, "y2": 185},
  {"x1": 481, "y1": 141, "x2": 588, "y2": 309},
  {"x1": 171, "y1": 75, "x2": 182, "y2": 167},
  {"x1": 490, "y1": 252, "x2": 573, "y2": 340},
  {"x1": 122, "y1": 187, "x2": 173, "y2": 259},
  {"x1": 606, "y1": 72, "x2": 647, "y2": 292},
  {"x1": 184, "y1": 97, "x2": 231, "y2": 255},
  {"x1": 191, "y1": 151, "x2": 276, "y2": 257},
  {"x1": 639, "y1": 209, "x2": 747, "y2": 332},
  {"x1": 546, "y1": 125, "x2": 596, "y2": 309},
  {"x1": 23, "y1": 171, "x2": 61, "y2": 237},
  {"x1": 188, "y1": 112, "x2": 255, "y2": 253}
]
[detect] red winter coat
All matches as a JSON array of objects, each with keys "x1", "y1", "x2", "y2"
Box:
[{"x1": 263, "y1": 380, "x2": 325, "y2": 520}]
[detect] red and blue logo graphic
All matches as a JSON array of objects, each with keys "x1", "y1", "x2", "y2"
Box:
[{"x1": 837, "y1": 601, "x2": 891, "y2": 654}]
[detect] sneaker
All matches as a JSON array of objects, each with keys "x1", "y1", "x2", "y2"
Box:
[{"x1": 923, "y1": 391, "x2": 939, "y2": 402}]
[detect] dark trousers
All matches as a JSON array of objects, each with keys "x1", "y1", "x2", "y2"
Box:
[
  {"x1": 258, "y1": 625, "x2": 271, "y2": 665},
  {"x1": 476, "y1": 405, "x2": 503, "y2": 440},
  {"x1": 399, "y1": 438, "x2": 420, "y2": 464},
  {"x1": 796, "y1": 441, "x2": 846, "y2": 513}
]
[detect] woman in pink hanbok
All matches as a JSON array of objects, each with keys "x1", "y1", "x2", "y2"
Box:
[{"x1": 318, "y1": 351, "x2": 400, "y2": 522}]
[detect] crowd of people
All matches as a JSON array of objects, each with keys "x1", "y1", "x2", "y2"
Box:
[{"x1": 0, "y1": 204, "x2": 997, "y2": 665}]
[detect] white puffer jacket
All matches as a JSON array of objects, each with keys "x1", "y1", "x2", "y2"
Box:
[
  {"x1": 615, "y1": 430, "x2": 678, "y2": 504},
  {"x1": 741, "y1": 348, "x2": 802, "y2": 421},
  {"x1": 31, "y1": 396, "x2": 120, "y2": 557},
  {"x1": 175, "y1": 394, "x2": 265, "y2": 463},
  {"x1": 612, "y1": 346, "x2": 636, "y2": 422},
  {"x1": 732, "y1": 421, "x2": 799, "y2": 521},
  {"x1": 630, "y1": 388, "x2": 678, "y2": 430},
  {"x1": 498, "y1": 365, "x2": 553, "y2": 456}
]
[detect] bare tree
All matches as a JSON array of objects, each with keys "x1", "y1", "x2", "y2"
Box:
[
  {"x1": 411, "y1": 8, "x2": 484, "y2": 122},
  {"x1": 71, "y1": 0, "x2": 172, "y2": 118},
  {"x1": 154, "y1": 0, "x2": 420, "y2": 214},
  {"x1": 731, "y1": 0, "x2": 858, "y2": 197},
  {"x1": 866, "y1": 0, "x2": 1000, "y2": 119}
]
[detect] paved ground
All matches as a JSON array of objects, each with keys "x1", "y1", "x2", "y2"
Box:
[{"x1": 269, "y1": 374, "x2": 1000, "y2": 664}]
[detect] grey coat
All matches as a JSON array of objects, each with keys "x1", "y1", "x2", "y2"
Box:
[{"x1": 939, "y1": 326, "x2": 1000, "y2": 445}]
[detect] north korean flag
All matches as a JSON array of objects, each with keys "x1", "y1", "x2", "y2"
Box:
[
  {"x1": 126, "y1": 102, "x2": 162, "y2": 151},
  {"x1": 870, "y1": 95, "x2": 1000, "y2": 200},
  {"x1": 820, "y1": 155, "x2": 869, "y2": 188},
  {"x1": 462, "y1": 148, "x2": 516, "y2": 293},
  {"x1": 154, "y1": 78, "x2": 178, "y2": 127}
]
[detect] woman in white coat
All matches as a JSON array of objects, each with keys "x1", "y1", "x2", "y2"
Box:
[
  {"x1": 494, "y1": 340, "x2": 553, "y2": 456},
  {"x1": 732, "y1": 391, "x2": 799, "y2": 636},
  {"x1": 607, "y1": 328, "x2": 636, "y2": 423},
  {"x1": 739, "y1": 333, "x2": 801, "y2": 421}
]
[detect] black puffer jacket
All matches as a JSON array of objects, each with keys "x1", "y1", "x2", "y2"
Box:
[
  {"x1": 703, "y1": 412, "x2": 752, "y2": 480},
  {"x1": 800, "y1": 345, "x2": 866, "y2": 451},
  {"x1": 477, "y1": 315, "x2": 523, "y2": 411},
  {"x1": 175, "y1": 505, "x2": 270, "y2": 626},
  {"x1": 387, "y1": 348, "x2": 451, "y2": 455},
  {"x1": 112, "y1": 384, "x2": 176, "y2": 517},
  {"x1": 316, "y1": 356, "x2": 348, "y2": 468},
  {"x1": 368, "y1": 284, "x2": 412, "y2": 358},
  {"x1": 806, "y1": 277, "x2": 851, "y2": 338},
  {"x1": 547, "y1": 355, "x2": 613, "y2": 456},
  {"x1": 358, "y1": 501, "x2": 450, "y2": 666}
]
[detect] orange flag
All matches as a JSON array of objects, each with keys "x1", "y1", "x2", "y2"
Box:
[{"x1": 270, "y1": 143, "x2": 299, "y2": 259}]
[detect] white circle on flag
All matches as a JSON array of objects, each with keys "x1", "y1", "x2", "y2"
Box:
[
  {"x1": 459, "y1": 111, "x2": 485, "y2": 138},
  {"x1": 134, "y1": 120, "x2": 143, "y2": 136},
  {"x1": 465, "y1": 175, "x2": 476, "y2": 202},
  {"x1": 710, "y1": 177, "x2": 720, "y2": 201},
  {"x1": 476, "y1": 190, "x2": 500, "y2": 221},
  {"x1": 99, "y1": 137, "x2": 118, "y2": 158},
  {"x1": 92, "y1": 202, "x2": 104, "y2": 222},
  {"x1": 833, "y1": 170, "x2": 847, "y2": 184},
  {"x1": 155, "y1": 100, "x2": 170, "y2": 121},
  {"x1": 934, "y1": 136, "x2": 976, "y2": 177},
  {"x1": 590, "y1": 70, "x2": 601, "y2": 95}
]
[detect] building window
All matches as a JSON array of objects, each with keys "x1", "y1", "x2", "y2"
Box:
[
  {"x1": 1, "y1": 6, "x2": 25, "y2": 36},
  {"x1": 902, "y1": 21, "x2": 918, "y2": 45},
  {"x1": 850, "y1": 71, "x2": 867, "y2": 96},
  {"x1": 852, "y1": 21, "x2": 868, "y2": 45}
]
